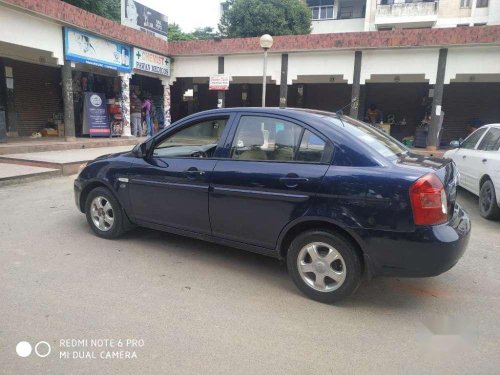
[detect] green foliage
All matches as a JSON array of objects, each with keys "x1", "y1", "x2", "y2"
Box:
[
  {"x1": 62, "y1": 0, "x2": 121, "y2": 22},
  {"x1": 219, "y1": 0, "x2": 312, "y2": 38},
  {"x1": 191, "y1": 27, "x2": 220, "y2": 40},
  {"x1": 167, "y1": 23, "x2": 197, "y2": 41}
]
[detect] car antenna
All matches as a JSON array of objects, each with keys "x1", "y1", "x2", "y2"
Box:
[{"x1": 334, "y1": 97, "x2": 359, "y2": 127}]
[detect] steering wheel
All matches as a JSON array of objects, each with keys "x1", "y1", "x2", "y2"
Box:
[{"x1": 190, "y1": 150, "x2": 208, "y2": 158}]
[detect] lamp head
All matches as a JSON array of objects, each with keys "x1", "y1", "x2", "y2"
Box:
[{"x1": 259, "y1": 34, "x2": 274, "y2": 50}]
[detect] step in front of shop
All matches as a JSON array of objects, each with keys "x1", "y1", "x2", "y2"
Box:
[
  {"x1": 0, "y1": 137, "x2": 144, "y2": 155},
  {"x1": 0, "y1": 157, "x2": 84, "y2": 176},
  {"x1": 0, "y1": 162, "x2": 62, "y2": 187}
]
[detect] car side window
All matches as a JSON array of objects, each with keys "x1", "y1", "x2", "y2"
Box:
[
  {"x1": 153, "y1": 118, "x2": 228, "y2": 158},
  {"x1": 231, "y1": 116, "x2": 302, "y2": 161},
  {"x1": 461, "y1": 127, "x2": 487, "y2": 150},
  {"x1": 477, "y1": 128, "x2": 500, "y2": 151},
  {"x1": 296, "y1": 130, "x2": 327, "y2": 163}
]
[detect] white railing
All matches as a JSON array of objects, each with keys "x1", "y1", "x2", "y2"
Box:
[{"x1": 376, "y1": 1, "x2": 438, "y2": 18}]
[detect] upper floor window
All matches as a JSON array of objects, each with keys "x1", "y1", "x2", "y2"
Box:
[
  {"x1": 308, "y1": 0, "x2": 335, "y2": 20},
  {"x1": 476, "y1": 0, "x2": 488, "y2": 7},
  {"x1": 460, "y1": 0, "x2": 472, "y2": 8}
]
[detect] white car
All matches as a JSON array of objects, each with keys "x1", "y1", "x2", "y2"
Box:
[{"x1": 444, "y1": 124, "x2": 500, "y2": 220}]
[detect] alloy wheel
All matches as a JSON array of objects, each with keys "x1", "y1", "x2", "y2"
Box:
[
  {"x1": 90, "y1": 196, "x2": 115, "y2": 232},
  {"x1": 297, "y1": 242, "x2": 346, "y2": 292}
]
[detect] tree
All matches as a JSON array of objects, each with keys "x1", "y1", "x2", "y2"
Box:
[
  {"x1": 191, "y1": 27, "x2": 220, "y2": 40},
  {"x1": 62, "y1": 0, "x2": 121, "y2": 22},
  {"x1": 218, "y1": 0, "x2": 311, "y2": 38},
  {"x1": 167, "y1": 23, "x2": 197, "y2": 42}
]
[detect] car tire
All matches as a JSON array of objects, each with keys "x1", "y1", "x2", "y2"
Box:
[
  {"x1": 479, "y1": 179, "x2": 500, "y2": 220},
  {"x1": 287, "y1": 230, "x2": 362, "y2": 303},
  {"x1": 85, "y1": 187, "x2": 128, "y2": 239}
]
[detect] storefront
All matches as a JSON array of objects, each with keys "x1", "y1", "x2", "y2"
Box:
[
  {"x1": 130, "y1": 47, "x2": 171, "y2": 136},
  {"x1": 64, "y1": 28, "x2": 132, "y2": 137}
]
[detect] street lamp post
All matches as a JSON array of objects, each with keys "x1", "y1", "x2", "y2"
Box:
[{"x1": 260, "y1": 34, "x2": 273, "y2": 108}]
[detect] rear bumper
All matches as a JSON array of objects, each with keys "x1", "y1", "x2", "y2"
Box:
[{"x1": 363, "y1": 203, "x2": 471, "y2": 278}]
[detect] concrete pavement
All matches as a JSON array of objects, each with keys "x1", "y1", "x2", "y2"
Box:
[{"x1": 0, "y1": 176, "x2": 499, "y2": 374}]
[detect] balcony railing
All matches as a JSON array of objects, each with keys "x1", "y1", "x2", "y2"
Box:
[{"x1": 376, "y1": 1, "x2": 438, "y2": 18}]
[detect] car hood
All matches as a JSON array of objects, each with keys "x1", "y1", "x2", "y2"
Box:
[{"x1": 93, "y1": 151, "x2": 130, "y2": 162}]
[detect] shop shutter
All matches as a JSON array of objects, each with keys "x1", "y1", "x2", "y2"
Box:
[{"x1": 11, "y1": 61, "x2": 63, "y2": 136}]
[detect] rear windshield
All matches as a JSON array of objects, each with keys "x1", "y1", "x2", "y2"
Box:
[{"x1": 324, "y1": 115, "x2": 408, "y2": 158}]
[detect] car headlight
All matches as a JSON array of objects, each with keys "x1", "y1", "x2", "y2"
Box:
[{"x1": 77, "y1": 162, "x2": 88, "y2": 177}]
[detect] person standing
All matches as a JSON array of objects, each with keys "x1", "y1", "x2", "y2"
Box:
[
  {"x1": 130, "y1": 92, "x2": 142, "y2": 137},
  {"x1": 142, "y1": 95, "x2": 153, "y2": 137},
  {"x1": 365, "y1": 104, "x2": 383, "y2": 127}
]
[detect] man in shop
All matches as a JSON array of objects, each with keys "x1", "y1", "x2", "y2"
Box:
[
  {"x1": 142, "y1": 95, "x2": 153, "y2": 137},
  {"x1": 365, "y1": 104, "x2": 383, "y2": 127},
  {"x1": 130, "y1": 92, "x2": 142, "y2": 137}
]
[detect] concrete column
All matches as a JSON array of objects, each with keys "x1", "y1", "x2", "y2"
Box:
[
  {"x1": 217, "y1": 56, "x2": 225, "y2": 108},
  {"x1": 279, "y1": 54, "x2": 289, "y2": 108},
  {"x1": 350, "y1": 51, "x2": 362, "y2": 118},
  {"x1": 120, "y1": 73, "x2": 132, "y2": 137},
  {"x1": 162, "y1": 78, "x2": 172, "y2": 127},
  {"x1": 427, "y1": 48, "x2": 448, "y2": 151},
  {"x1": 61, "y1": 60, "x2": 75, "y2": 140}
]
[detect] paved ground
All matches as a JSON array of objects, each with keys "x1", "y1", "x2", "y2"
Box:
[{"x1": 1, "y1": 176, "x2": 499, "y2": 374}]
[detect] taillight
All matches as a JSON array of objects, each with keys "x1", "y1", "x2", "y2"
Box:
[{"x1": 409, "y1": 173, "x2": 448, "y2": 225}]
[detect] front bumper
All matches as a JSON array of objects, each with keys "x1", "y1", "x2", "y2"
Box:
[{"x1": 363, "y1": 203, "x2": 471, "y2": 278}]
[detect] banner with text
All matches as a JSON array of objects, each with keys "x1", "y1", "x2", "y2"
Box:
[
  {"x1": 209, "y1": 75, "x2": 231, "y2": 91},
  {"x1": 121, "y1": 0, "x2": 168, "y2": 41},
  {"x1": 64, "y1": 28, "x2": 131, "y2": 73}
]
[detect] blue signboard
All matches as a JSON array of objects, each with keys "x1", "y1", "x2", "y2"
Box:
[
  {"x1": 64, "y1": 28, "x2": 132, "y2": 73},
  {"x1": 83, "y1": 92, "x2": 110, "y2": 137}
]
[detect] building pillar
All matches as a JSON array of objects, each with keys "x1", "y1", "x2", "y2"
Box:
[
  {"x1": 120, "y1": 73, "x2": 132, "y2": 137},
  {"x1": 61, "y1": 60, "x2": 75, "y2": 141},
  {"x1": 162, "y1": 78, "x2": 172, "y2": 127},
  {"x1": 279, "y1": 54, "x2": 289, "y2": 108},
  {"x1": 350, "y1": 51, "x2": 362, "y2": 118},
  {"x1": 217, "y1": 56, "x2": 225, "y2": 108},
  {"x1": 427, "y1": 48, "x2": 448, "y2": 151}
]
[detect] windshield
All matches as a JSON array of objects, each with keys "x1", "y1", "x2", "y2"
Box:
[{"x1": 324, "y1": 115, "x2": 408, "y2": 158}]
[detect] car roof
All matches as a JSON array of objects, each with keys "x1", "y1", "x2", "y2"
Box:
[
  {"x1": 195, "y1": 107, "x2": 338, "y2": 121},
  {"x1": 484, "y1": 123, "x2": 500, "y2": 129}
]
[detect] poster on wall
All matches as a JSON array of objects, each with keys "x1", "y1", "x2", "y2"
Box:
[
  {"x1": 64, "y1": 28, "x2": 132, "y2": 73},
  {"x1": 133, "y1": 48, "x2": 170, "y2": 76},
  {"x1": 83, "y1": 93, "x2": 110, "y2": 137},
  {"x1": 121, "y1": 0, "x2": 168, "y2": 41}
]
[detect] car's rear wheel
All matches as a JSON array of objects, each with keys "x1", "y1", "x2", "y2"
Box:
[
  {"x1": 479, "y1": 179, "x2": 500, "y2": 220},
  {"x1": 85, "y1": 187, "x2": 127, "y2": 239},
  {"x1": 287, "y1": 230, "x2": 362, "y2": 303}
]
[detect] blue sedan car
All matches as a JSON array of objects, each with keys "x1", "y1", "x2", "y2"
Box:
[{"x1": 74, "y1": 108, "x2": 470, "y2": 303}]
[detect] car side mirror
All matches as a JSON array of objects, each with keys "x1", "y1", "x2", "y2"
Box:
[
  {"x1": 450, "y1": 140, "x2": 460, "y2": 149},
  {"x1": 132, "y1": 140, "x2": 153, "y2": 158}
]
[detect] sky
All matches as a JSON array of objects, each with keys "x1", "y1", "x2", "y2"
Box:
[{"x1": 137, "y1": 0, "x2": 222, "y2": 32}]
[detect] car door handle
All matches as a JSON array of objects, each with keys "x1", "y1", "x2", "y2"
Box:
[
  {"x1": 482, "y1": 159, "x2": 487, "y2": 163},
  {"x1": 462, "y1": 155, "x2": 467, "y2": 159},
  {"x1": 184, "y1": 169, "x2": 205, "y2": 178},
  {"x1": 280, "y1": 177, "x2": 309, "y2": 188}
]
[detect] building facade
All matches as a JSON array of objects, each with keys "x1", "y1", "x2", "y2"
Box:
[
  {"x1": 1, "y1": 0, "x2": 500, "y2": 150},
  {"x1": 305, "y1": 0, "x2": 500, "y2": 33}
]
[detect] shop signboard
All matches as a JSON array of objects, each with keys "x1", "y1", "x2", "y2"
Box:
[
  {"x1": 121, "y1": 0, "x2": 168, "y2": 41},
  {"x1": 133, "y1": 48, "x2": 170, "y2": 76},
  {"x1": 209, "y1": 75, "x2": 231, "y2": 91},
  {"x1": 64, "y1": 28, "x2": 132, "y2": 73},
  {"x1": 83, "y1": 93, "x2": 110, "y2": 137}
]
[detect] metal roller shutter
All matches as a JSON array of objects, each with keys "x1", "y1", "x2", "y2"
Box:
[{"x1": 11, "y1": 60, "x2": 63, "y2": 136}]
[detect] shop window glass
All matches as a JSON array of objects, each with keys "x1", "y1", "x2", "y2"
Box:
[
  {"x1": 478, "y1": 128, "x2": 500, "y2": 151},
  {"x1": 461, "y1": 127, "x2": 487, "y2": 149},
  {"x1": 476, "y1": 0, "x2": 488, "y2": 7}
]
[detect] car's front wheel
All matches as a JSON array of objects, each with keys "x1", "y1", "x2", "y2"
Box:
[
  {"x1": 85, "y1": 187, "x2": 128, "y2": 239},
  {"x1": 479, "y1": 179, "x2": 500, "y2": 220},
  {"x1": 287, "y1": 230, "x2": 362, "y2": 303}
]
